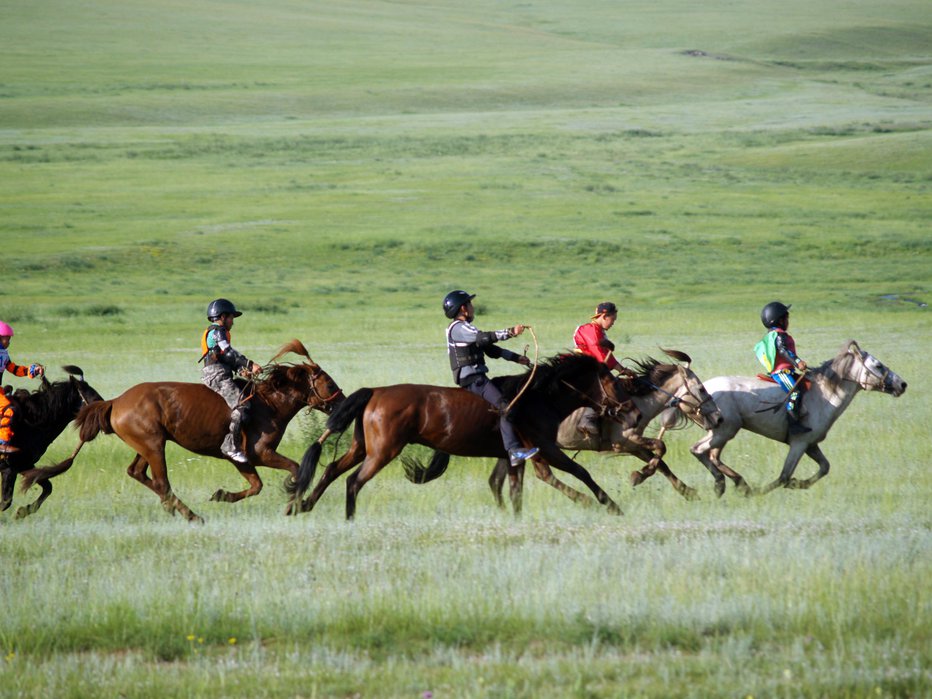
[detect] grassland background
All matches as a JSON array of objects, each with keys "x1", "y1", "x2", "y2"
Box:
[{"x1": 1, "y1": 0, "x2": 930, "y2": 696}]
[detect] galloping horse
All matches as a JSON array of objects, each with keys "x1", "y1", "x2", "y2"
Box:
[
  {"x1": 480, "y1": 350, "x2": 723, "y2": 509},
  {"x1": 682, "y1": 340, "x2": 906, "y2": 496},
  {"x1": 0, "y1": 367, "x2": 103, "y2": 519},
  {"x1": 20, "y1": 340, "x2": 343, "y2": 523},
  {"x1": 287, "y1": 353, "x2": 635, "y2": 518}
]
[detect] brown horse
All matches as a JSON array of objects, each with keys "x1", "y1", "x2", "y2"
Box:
[
  {"x1": 286, "y1": 353, "x2": 637, "y2": 519},
  {"x1": 20, "y1": 340, "x2": 343, "y2": 523}
]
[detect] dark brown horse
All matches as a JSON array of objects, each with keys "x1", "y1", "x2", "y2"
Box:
[
  {"x1": 1, "y1": 367, "x2": 103, "y2": 519},
  {"x1": 20, "y1": 340, "x2": 343, "y2": 523},
  {"x1": 286, "y1": 353, "x2": 637, "y2": 519}
]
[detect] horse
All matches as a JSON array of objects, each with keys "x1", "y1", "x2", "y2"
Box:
[
  {"x1": 286, "y1": 353, "x2": 637, "y2": 519},
  {"x1": 0, "y1": 367, "x2": 103, "y2": 519},
  {"x1": 19, "y1": 340, "x2": 343, "y2": 523},
  {"x1": 480, "y1": 349, "x2": 723, "y2": 510},
  {"x1": 678, "y1": 340, "x2": 906, "y2": 496}
]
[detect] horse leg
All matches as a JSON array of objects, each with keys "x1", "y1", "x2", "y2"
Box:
[
  {"x1": 298, "y1": 438, "x2": 366, "y2": 514},
  {"x1": 758, "y1": 442, "x2": 809, "y2": 495},
  {"x1": 507, "y1": 460, "x2": 524, "y2": 516},
  {"x1": 0, "y1": 467, "x2": 13, "y2": 512},
  {"x1": 344, "y1": 444, "x2": 404, "y2": 520},
  {"x1": 627, "y1": 445, "x2": 699, "y2": 501},
  {"x1": 15, "y1": 479, "x2": 52, "y2": 519},
  {"x1": 126, "y1": 446, "x2": 203, "y2": 524},
  {"x1": 210, "y1": 464, "x2": 263, "y2": 503},
  {"x1": 528, "y1": 458, "x2": 600, "y2": 509},
  {"x1": 787, "y1": 444, "x2": 831, "y2": 490},
  {"x1": 538, "y1": 447, "x2": 623, "y2": 515},
  {"x1": 488, "y1": 458, "x2": 508, "y2": 509}
]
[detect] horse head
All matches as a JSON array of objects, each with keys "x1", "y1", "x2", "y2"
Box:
[
  {"x1": 655, "y1": 349, "x2": 723, "y2": 430},
  {"x1": 841, "y1": 340, "x2": 907, "y2": 397},
  {"x1": 263, "y1": 340, "x2": 345, "y2": 414},
  {"x1": 61, "y1": 365, "x2": 103, "y2": 407}
]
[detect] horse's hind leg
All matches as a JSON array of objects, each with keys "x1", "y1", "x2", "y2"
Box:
[
  {"x1": 759, "y1": 442, "x2": 814, "y2": 494},
  {"x1": 126, "y1": 449, "x2": 203, "y2": 524},
  {"x1": 529, "y1": 458, "x2": 599, "y2": 509},
  {"x1": 344, "y1": 444, "x2": 405, "y2": 520},
  {"x1": 15, "y1": 479, "x2": 52, "y2": 519},
  {"x1": 299, "y1": 438, "x2": 366, "y2": 513},
  {"x1": 788, "y1": 444, "x2": 830, "y2": 490},
  {"x1": 210, "y1": 464, "x2": 263, "y2": 503},
  {"x1": 488, "y1": 458, "x2": 508, "y2": 509},
  {"x1": 508, "y1": 460, "x2": 524, "y2": 516}
]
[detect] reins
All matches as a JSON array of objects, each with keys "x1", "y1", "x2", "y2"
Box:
[{"x1": 503, "y1": 326, "x2": 539, "y2": 416}]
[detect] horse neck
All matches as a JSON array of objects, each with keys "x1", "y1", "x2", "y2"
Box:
[
  {"x1": 629, "y1": 365, "x2": 680, "y2": 423},
  {"x1": 24, "y1": 385, "x2": 82, "y2": 442},
  {"x1": 257, "y1": 384, "x2": 308, "y2": 423},
  {"x1": 808, "y1": 364, "x2": 863, "y2": 426}
]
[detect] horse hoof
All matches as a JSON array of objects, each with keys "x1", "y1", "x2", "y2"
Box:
[
  {"x1": 607, "y1": 503, "x2": 624, "y2": 516},
  {"x1": 714, "y1": 481, "x2": 726, "y2": 498},
  {"x1": 14, "y1": 506, "x2": 30, "y2": 519},
  {"x1": 188, "y1": 514, "x2": 205, "y2": 525},
  {"x1": 681, "y1": 487, "x2": 700, "y2": 502},
  {"x1": 736, "y1": 482, "x2": 754, "y2": 497},
  {"x1": 786, "y1": 478, "x2": 802, "y2": 490},
  {"x1": 210, "y1": 489, "x2": 230, "y2": 502},
  {"x1": 629, "y1": 471, "x2": 644, "y2": 487}
]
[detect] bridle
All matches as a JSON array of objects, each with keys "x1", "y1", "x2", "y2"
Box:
[
  {"x1": 307, "y1": 366, "x2": 343, "y2": 407},
  {"x1": 640, "y1": 367, "x2": 716, "y2": 426}
]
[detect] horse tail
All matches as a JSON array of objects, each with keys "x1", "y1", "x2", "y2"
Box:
[
  {"x1": 325, "y1": 388, "x2": 373, "y2": 433},
  {"x1": 401, "y1": 450, "x2": 451, "y2": 484},
  {"x1": 287, "y1": 388, "x2": 374, "y2": 498},
  {"x1": 18, "y1": 401, "x2": 114, "y2": 492},
  {"x1": 76, "y1": 400, "x2": 114, "y2": 442}
]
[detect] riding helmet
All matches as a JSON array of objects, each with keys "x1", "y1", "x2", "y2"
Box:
[
  {"x1": 443, "y1": 290, "x2": 475, "y2": 319},
  {"x1": 207, "y1": 298, "x2": 243, "y2": 321},
  {"x1": 761, "y1": 301, "x2": 791, "y2": 328},
  {"x1": 0, "y1": 321, "x2": 13, "y2": 337}
]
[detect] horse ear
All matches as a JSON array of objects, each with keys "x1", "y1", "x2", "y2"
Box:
[
  {"x1": 847, "y1": 340, "x2": 861, "y2": 355},
  {"x1": 660, "y1": 348, "x2": 691, "y2": 368}
]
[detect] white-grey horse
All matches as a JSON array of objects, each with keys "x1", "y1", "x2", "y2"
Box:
[{"x1": 672, "y1": 340, "x2": 906, "y2": 497}]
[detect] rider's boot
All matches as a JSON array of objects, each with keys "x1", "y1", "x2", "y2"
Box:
[
  {"x1": 509, "y1": 447, "x2": 539, "y2": 467},
  {"x1": 221, "y1": 408, "x2": 249, "y2": 464},
  {"x1": 786, "y1": 395, "x2": 810, "y2": 435}
]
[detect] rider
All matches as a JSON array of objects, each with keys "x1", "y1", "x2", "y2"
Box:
[
  {"x1": 755, "y1": 301, "x2": 810, "y2": 435},
  {"x1": 443, "y1": 290, "x2": 539, "y2": 468},
  {"x1": 573, "y1": 301, "x2": 635, "y2": 437},
  {"x1": 0, "y1": 321, "x2": 45, "y2": 453},
  {"x1": 200, "y1": 299, "x2": 262, "y2": 464}
]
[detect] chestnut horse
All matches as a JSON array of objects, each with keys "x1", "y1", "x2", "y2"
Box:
[
  {"x1": 1, "y1": 367, "x2": 103, "y2": 519},
  {"x1": 20, "y1": 341, "x2": 343, "y2": 523},
  {"x1": 287, "y1": 353, "x2": 637, "y2": 519}
]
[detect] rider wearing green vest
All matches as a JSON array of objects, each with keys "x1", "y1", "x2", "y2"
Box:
[{"x1": 755, "y1": 301, "x2": 810, "y2": 435}]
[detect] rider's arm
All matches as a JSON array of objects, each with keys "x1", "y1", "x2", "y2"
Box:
[
  {"x1": 449, "y1": 321, "x2": 513, "y2": 348},
  {"x1": 4, "y1": 360, "x2": 43, "y2": 378},
  {"x1": 774, "y1": 332, "x2": 805, "y2": 371},
  {"x1": 211, "y1": 328, "x2": 253, "y2": 371}
]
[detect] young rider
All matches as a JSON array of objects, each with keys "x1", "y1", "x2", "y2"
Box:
[
  {"x1": 443, "y1": 290, "x2": 539, "y2": 468},
  {"x1": 755, "y1": 301, "x2": 810, "y2": 435},
  {"x1": 200, "y1": 299, "x2": 262, "y2": 464},
  {"x1": 573, "y1": 301, "x2": 634, "y2": 436},
  {"x1": 0, "y1": 321, "x2": 45, "y2": 453}
]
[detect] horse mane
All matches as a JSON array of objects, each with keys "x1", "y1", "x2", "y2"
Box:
[
  {"x1": 625, "y1": 357, "x2": 679, "y2": 397},
  {"x1": 497, "y1": 353, "x2": 602, "y2": 401},
  {"x1": 9, "y1": 380, "x2": 82, "y2": 426},
  {"x1": 249, "y1": 339, "x2": 320, "y2": 399},
  {"x1": 815, "y1": 340, "x2": 860, "y2": 390}
]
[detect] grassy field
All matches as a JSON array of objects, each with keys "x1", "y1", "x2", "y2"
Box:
[{"x1": 1, "y1": 0, "x2": 930, "y2": 696}]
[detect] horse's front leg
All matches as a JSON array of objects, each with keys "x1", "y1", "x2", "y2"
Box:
[
  {"x1": 15, "y1": 479, "x2": 52, "y2": 519},
  {"x1": 758, "y1": 441, "x2": 810, "y2": 495},
  {"x1": 528, "y1": 457, "x2": 600, "y2": 509},
  {"x1": 488, "y1": 458, "x2": 508, "y2": 509},
  {"x1": 786, "y1": 444, "x2": 831, "y2": 490},
  {"x1": 0, "y1": 467, "x2": 14, "y2": 512},
  {"x1": 211, "y1": 463, "x2": 264, "y2": 503},
  {"x1": 538, "y1": 445, "x2": 623, "y2": 515}
]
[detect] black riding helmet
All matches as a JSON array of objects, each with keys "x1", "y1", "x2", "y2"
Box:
[
  {"x1": 761, "y1": 301, "x2": 791, "y2": 328},
  {"x1": 443, "y1": 290, "x2": 475, "y2": 319},
  {"x1": 207, "y1": 298, "x2": 243, "y2": 321}
]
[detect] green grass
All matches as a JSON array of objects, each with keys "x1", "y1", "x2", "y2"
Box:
[{"x1": 1, "y1": 0, "x2": 930, "y2": 696}]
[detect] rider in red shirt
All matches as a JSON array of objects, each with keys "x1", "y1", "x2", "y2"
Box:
[{"x1": 572, "y1": 302, "x2": 634, "y2": 436}]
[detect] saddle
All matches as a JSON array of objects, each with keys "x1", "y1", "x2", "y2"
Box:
[{"x1": 757, "y1": 374, "x2": 811, "y2": 391}]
